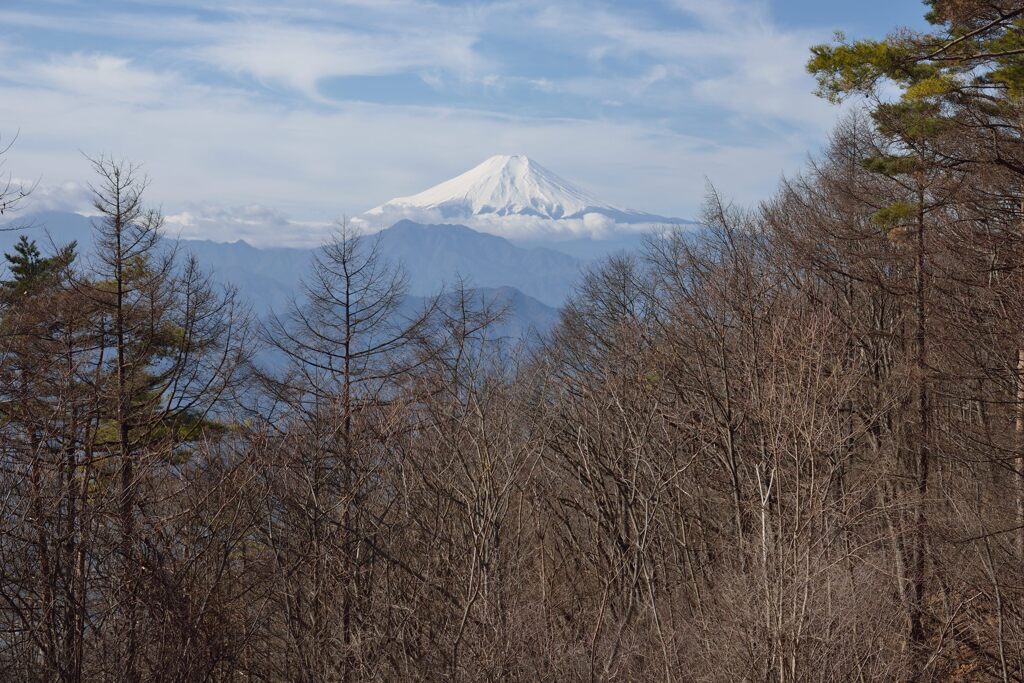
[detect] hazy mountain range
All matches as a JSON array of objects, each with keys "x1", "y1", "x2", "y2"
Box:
[
  {"x1": 0, "y1": 211, "x2": 569, "y2": 338},
  {"x1": 0, "y1": 156, "x2": 696, "y2": 339}
]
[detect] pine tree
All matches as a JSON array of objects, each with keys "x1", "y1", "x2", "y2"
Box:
[
  {"x1": 809, "y1": 3, "x2": 1024, "y2": 677},
  {"x1": 2, "y1": 235, "x2": 76, "y2": 296}
]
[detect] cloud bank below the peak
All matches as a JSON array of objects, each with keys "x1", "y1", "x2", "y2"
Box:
[{"x1": 352, "y1": 205, "x2": 684, "y2": 241}]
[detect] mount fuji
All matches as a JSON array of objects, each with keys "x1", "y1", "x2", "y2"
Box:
[{"x1": 359, "y1": 154, "x2": 687, "y2": 240}]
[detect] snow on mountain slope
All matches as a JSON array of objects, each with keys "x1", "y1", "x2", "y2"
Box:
[
  {"x1": 360, "y1": 155, "x2": 687, "y2": 239},
  {"x1": 368, "y1": 154, "x2": 611, "y2": 219}
]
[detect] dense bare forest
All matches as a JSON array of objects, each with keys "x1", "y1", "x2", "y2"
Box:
[{"x1": 5, "y1": 1, "x2": 1024, "y2": 680}]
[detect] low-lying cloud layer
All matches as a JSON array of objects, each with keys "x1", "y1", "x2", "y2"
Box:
[{"x1": 353, "y1": 205, "x2": 674, "y2": 241}]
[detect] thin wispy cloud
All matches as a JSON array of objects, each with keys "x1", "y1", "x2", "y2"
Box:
[
  {"x1": 28, "y1": 53, "x2": 188, "y2": 105},
  {"x1": 192, "y1": 23, "x2": 488, "y2": 100}
]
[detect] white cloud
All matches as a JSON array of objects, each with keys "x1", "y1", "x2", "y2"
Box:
[
  {"x1": 164, "y1": 203, "x2": 333, "y2": 247},
  {"x1": 6, "y1": 178, "x2": 91, "y2": 215},
  {"x1": 531, "y1": 0, "x2": 836, "y2": 133},
  {"x1": 192, "y1": 23, "x2": 487, "y2": 99},
  {"x1": 28, "y1": 53, "x2": 189, "y2": 105},
  {"x1": 4, "y1": 0, "x2": 837, "y2": 132},
  {"x1": 351, "y1": 205, "x2": 659, "y2": 240}
]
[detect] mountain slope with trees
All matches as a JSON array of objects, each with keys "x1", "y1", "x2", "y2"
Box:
[{"x1": 3, "y1": 1, "x2": 1024, "y2": 679}]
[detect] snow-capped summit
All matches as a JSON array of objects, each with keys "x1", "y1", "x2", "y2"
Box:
[
  {"x1": 360, "y1": 155, "x2": 683, "y2": 239},
  {"x1": 368, "y1": 154, "x2": 612, "y2": 220}
]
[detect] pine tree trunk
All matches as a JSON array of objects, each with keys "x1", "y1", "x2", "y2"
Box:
[
  {"x1": 1016, "y1": 179, "x2": 1024, "y2": 559},
  {"x1": 909, "y1": 190, "x2": 930, "y2": 678},
  {"x1": 1016, "y1": 349, "x2": 1024, "y2": 559},
  {"x1": 113, "y1": 197, "x2": 139, "y2": 683}
]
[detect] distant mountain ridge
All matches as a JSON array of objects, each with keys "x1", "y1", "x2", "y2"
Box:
[
  {"x1": 0, "y1": 211, "x2": 570, "y2": 338},
  {"x1": 376, "y1": 220, "x2": 580, "y2": 305}
]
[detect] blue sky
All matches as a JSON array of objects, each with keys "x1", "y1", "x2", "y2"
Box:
[{"x1": 0, "y1": 0, "x2": 930, "y2": 245}]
